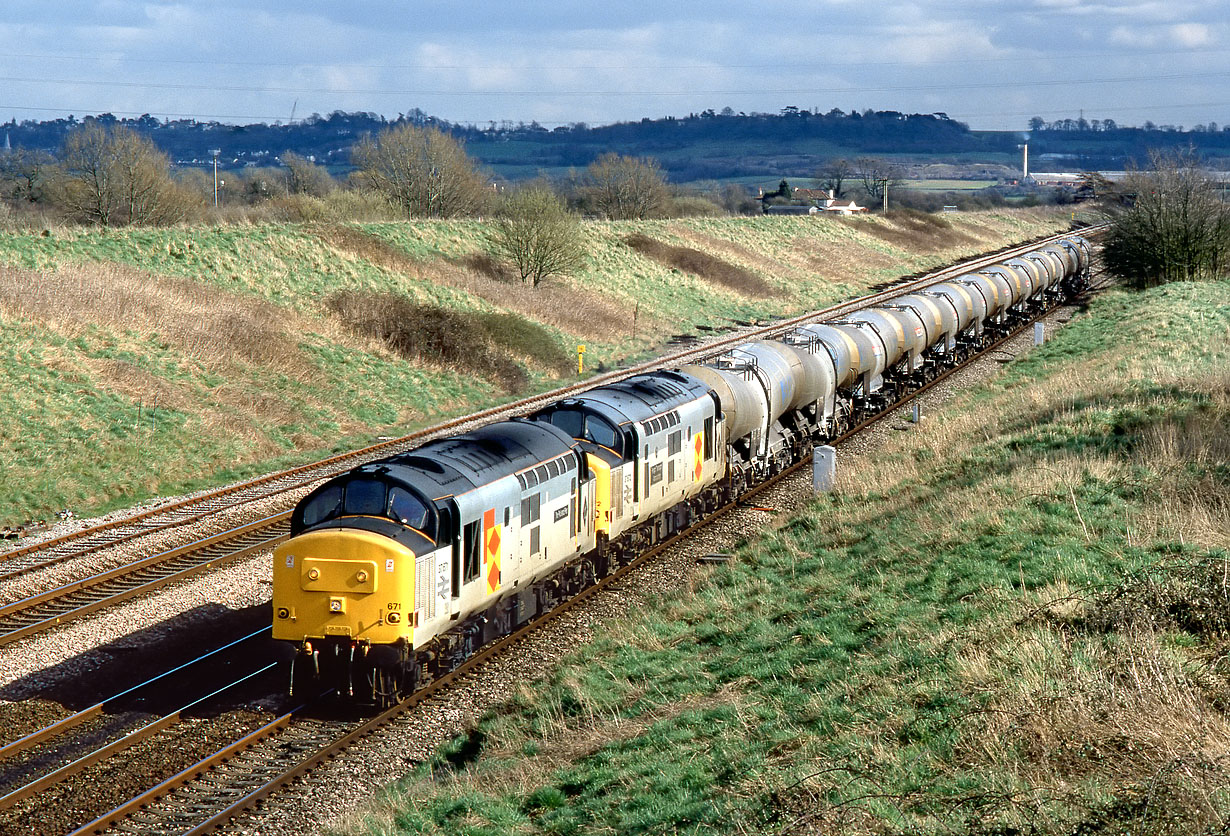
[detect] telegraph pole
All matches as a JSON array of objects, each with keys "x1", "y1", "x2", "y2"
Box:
[{"x1": 211, "y1": 149, "x2": 220, "y2": 208}]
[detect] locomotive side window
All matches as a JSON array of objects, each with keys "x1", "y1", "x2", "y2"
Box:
[
  {"x1": 520, "y1": 493, "x2": 541, "y2": 525},
  {"x1": 343, "y1": 479, "x2": 386, "y2": 516},
  {"x1": 302, "y1": 485, "x2": 341, "y2": 527},
  {"x1": 462, "y1": 521, "x2": 481, "y2": 584}
]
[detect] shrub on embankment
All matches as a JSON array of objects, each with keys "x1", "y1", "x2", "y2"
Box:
[
  {"x1": 342, "y1": 280, "x2": 1230, "y2": 836},
  {"x1": 0, "y1": 209, "x2": 1070, "y2": 525}
]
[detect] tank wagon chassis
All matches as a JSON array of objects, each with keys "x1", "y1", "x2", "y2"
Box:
[{"x1": 275, "y1": 236, "x2": 1095, "y2": 708}]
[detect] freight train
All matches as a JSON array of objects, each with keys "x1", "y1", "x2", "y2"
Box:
[{"x1": 271, "y1": 235, "x2": 1092, "y2": 705}]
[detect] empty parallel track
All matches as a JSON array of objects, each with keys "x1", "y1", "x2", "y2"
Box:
[{"x1": 0, "y1": 630, "x2": 276, "y2": 833}]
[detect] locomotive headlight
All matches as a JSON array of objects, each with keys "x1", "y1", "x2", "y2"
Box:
[
  {"x1": 276, "y1": 607, "x2": 290, "y2": 619},
  {"x1": 387, "y1": 611, "x2": 401, "y2": 624}
]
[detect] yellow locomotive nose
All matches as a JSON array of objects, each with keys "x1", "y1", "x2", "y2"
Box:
[{"x1": 272, "y1": 528, "x2": 414, "y2": 645}]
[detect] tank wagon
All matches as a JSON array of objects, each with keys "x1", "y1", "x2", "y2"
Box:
[{"x1": 272, "y1": 236, "x2": 1091, "y2": 705}]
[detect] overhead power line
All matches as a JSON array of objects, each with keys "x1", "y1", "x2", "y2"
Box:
[
  {"x1": 0, "y1": 70, "x2": 1227, "y2": 98},
  {"x1": 1, "y1": 45, "x2": 1227, "y2": 72}
]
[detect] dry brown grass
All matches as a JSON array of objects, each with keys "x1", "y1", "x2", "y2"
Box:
[
  {"x1": 310, "y1": 223, "x2": 426, "y2": 275},
  {"x1": 955, "y1": 619, "x2": 1230, "y2": 831},
  {"x1": 0, "y1": 261, "x2": 310, "y2": 376},
  {"x1": 793, "y1": 233, "x2": 900, "y2": 279},
  {"x1": 839, "y1": 210, "x2": 980, "y2": 253},
  {"x1": 0, "y1": 261, "x2": 374, "y2": 449},
  {"x1": 623, "y1": 232, "x2": 775, "y2": 297},
  {"x1": 311, "y1": 224, "x2": 638, "y2": 341},
  {"x1": 836, "y1": 357, "x2": 1230, "y2": 555},
  {"x1": 434, "y1": 255, "x2": 639, "y2": 341},
  {"x1": 666, "y1": 225, "x2": 799, "y2": 280}
]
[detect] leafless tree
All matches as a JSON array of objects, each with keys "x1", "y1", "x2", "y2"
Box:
[
  {"x1": 584, "y1": 152, "x2": 668, "y2": 220},
  {"x1": 280, "y1": 151, "x2": 335, "y2": 197},
  {"x1": 486, "y1": 186, "x2": 587, "y2": 286},
  {"x1": 815, "y1": 158, "x2": 853, "y2": 198},
  {"x1": 351, "y1": 124, "x2": 489, "y2": 218},
  {"x1": 50, "y1": 124, "x2": 198, "y2": 225},
  {"x1": 0, "y1": 148, "x2": 55, "y2": 203},
  {"x1": 855, "y1": 156, "x2": 905, "y2": 206},
  {"x1": 1102, "y1": 148, "x2": 1230, "y2": 287}
]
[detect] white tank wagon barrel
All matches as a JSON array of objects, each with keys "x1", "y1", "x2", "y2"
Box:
[
  {"x1": 677, "y1": 235, "x2": 1091, "y2": 483},
  {"x1": 269, "y1": 236, "x2": 1091, "y2": 707}
]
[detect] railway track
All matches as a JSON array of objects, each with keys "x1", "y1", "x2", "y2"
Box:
[
  {"x1": 0, "y1": 516, "x2": 289, "y2": 648},
  {"x1": 0, "y1": 629, "x2": 276, "y2": 834},
  {"x1": 0, "y1": 226, "x2": 1105, "y2": 649},
  {"x1": 63, "y1": 277, "x2": 1100, "y2": 836}
]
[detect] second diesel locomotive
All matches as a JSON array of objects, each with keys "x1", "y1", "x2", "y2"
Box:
[{"x1": 272, "y1": 235, "x2": 1092, "y2": 705}]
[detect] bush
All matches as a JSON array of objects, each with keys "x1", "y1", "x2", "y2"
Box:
[
  {"x1": 325, "y1": 291, "x2": 572, "y2": 391},
  {"x1": 486, "y1": 187, "x2": 587, "y2": 287},
  {"x1": 1102, "y1": 149, "x2": 1230, "y2": 288}
]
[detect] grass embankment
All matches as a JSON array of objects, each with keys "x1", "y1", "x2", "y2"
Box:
[
  {"x1": 343, "y1": 281, "x2": 1230, "y2": 836},
  {"x1": 0, "y1": 209, "x2": 1069, "y2": 525}
]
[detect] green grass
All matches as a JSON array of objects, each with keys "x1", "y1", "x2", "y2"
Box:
[
  {"x1": 338, "y1": 280, "x2": 1230, "y2": 836},
  {"x1": 905, "y1": 179, "x2": 998, "y2": 191},
  {"x1": 0, "y1": 210, "x2": 1069, "y2": 525}
]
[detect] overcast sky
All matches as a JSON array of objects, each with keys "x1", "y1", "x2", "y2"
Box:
[{"x1": 1, "y1": 1, "x2": 1225, "y2": 132}]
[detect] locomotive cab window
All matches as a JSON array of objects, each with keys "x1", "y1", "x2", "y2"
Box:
[
  {"x1": 343, "y1": 479, "x2": 386, "y2": 516},
  {"x1": 586, "y1": 416, "x2": 619, "y2": 450},
  {"x1": 389, "y1": 487, "x2": 432, "y2": 535},
  {"x1": 301, "y1": 484, "x2": 342, "y2": 528},
  {"x1": 546, "y1": 409, "x2": 585, "y2": 438}
]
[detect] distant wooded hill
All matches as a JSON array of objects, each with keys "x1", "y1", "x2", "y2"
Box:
[{"x1": 5, "y1": 108, "x2": 1229, "y2": 183}]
